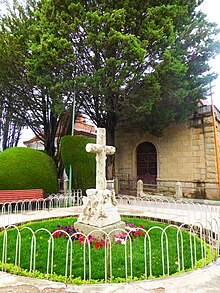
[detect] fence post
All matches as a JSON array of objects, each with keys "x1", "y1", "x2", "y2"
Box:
[
  {"x1": 64, "y1": 179, "x2": 69, "y2": 195},
  {"x1": 107, "y1": 179, "x2": 114, "y2": 190},
  {"x1": 114, "y1": 178, "x2": 119, "y2": 195},
  {"x1": 137, "y1": 179, "x2": 143, "y2": 197},
  {"x1": 176, "y1": 181, "x2": 182, "y2": 198}
]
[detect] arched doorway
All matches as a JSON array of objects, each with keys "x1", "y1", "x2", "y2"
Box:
[{"x1": 136, "y1": 142, "x2": 157, "y2": 184}]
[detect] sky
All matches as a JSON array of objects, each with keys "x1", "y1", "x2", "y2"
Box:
[
  {"x1": 200, "y1": 0, "x2": 220, "y2": 109},
  {"x1": 0, "y1": 0, "x2": 220, "y2": 144}
]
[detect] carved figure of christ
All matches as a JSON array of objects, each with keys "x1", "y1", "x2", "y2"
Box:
[{"x1": 86, "y1": 128, "x2": 116, "y2": 190}]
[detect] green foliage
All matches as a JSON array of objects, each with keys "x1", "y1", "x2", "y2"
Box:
[
  {"x1": 60, "y1": 135, "x2": 96, "y2": 193},
  {"x1": 0, "y1": 0, "x2": 219, "y2": 153},
  {"x1": 68, "y1": 0, "x2": 220, "y2": 139},
  {"x1": 0, "y1": 147, "x2": 58, "y2": 194},
  {"x1": 121, "y1": 2, "x2": 220, "y2": 136},
  {"x1": 0, "y1": 0, "x2": 77, "y2": 159},
  {"x1": 0, "y1": 217, "x2": 214, "y2": 283}
]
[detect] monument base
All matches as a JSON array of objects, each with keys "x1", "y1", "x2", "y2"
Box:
[
  {"x1": 75, "y1": 188, "x2": 122, "y2": 226},
  {"x1": 74, "y1": 188, "x2": 125, "y2": 238},
  {"x1": 74, "y1": 221, "x2": 125, "y2": 239}
]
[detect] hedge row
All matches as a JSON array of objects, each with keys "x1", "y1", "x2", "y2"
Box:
[
  {"x1": 60, "y1": 135, "x2": 96, "y2": 194},
  {"x1": 0, "y1": 147, "x2": 58, "y2": 194}
]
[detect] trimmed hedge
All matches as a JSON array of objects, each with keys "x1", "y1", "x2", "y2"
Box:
[
  {"x1": 60, "y1": 135, "x2": 96, "y2": 193},
  {"x1": 0, "y1": 147, "x2": 58, "y2": 194}
]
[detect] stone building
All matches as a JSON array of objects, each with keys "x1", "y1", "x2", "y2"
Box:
[{"x1": 115, "y1": 105, "x2": 220, "y2": 198}]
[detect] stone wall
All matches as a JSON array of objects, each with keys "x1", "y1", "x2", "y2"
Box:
[{"x1": 115, "y1": 113, "x2": 220, "y2": 198}]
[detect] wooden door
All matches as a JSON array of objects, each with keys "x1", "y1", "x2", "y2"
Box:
[{"x1": 137, "y1": 142, "x2": 157, "y2": 184}]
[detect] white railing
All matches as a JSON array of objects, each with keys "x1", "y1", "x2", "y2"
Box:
[
  {"x1": 0, "y1": 190, "x2": 83, "y2": 213},
  {"x1": 1, "y1": 220, "x2": 218, "y2": 283},
  {"x1": 0, "y1": 192, "x2": 219, "y2": 284},
  {"x1": 116, "y1": 195, "x2": 220, "y2": 223},
  {"x1": 1, "y1": 192, "x2": 220, "y2": 227}
]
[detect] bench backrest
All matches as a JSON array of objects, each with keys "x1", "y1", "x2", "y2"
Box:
[{"x1": 0, "y1": 189, "x2": 44, "y2": 203}]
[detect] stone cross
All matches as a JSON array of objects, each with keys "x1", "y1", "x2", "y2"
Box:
[{"x1": 86, "y1": 128, "x2": 115, "y2": 190}]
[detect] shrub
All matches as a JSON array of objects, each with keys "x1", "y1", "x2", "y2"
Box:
[
  {"x1": 0, "y1": 147, "x2": 58, "y2": 194},
  {"x1": 60, "y1": 135, "x2": 96, "y2": 193}
]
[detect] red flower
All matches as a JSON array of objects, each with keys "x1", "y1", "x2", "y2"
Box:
[
  {"x1": 79, "y1": 235, "x2": 85, "y2": 244},
  {"x1": 95, "y1": 241, "x2": 102, "y2": 249},
  {"x1": 53, "y1": 231, "x2": 61, "y2": 238},
  {"x1": 134, "y1": 230, "x2": 141, "y2": 237},
  {"x1": 101, "y1": 239, "x2": 108, "y2": 247}
]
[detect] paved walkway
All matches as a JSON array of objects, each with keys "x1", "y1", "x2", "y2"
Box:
[{"x1": 0, "y1": 203, "x2": 219, "y2": 292}]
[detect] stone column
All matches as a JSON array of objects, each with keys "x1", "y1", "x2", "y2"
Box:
[
  {"x1": 64, "y1": 179, "x2": 69, "y2": 195},
  {"x1": 176, "y1": 181, "x2": 182, "y2": 198},
  {"x1": 137, "y1": 179, "x2": 143, "y2": 197}
]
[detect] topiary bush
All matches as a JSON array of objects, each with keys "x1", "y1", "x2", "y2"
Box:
[
  {"x1": 0, "y1": 147, "x2": 58, "y2": 194},
  {"x1": 60, "y1": 135, "x2": 96, "y2": 193}
]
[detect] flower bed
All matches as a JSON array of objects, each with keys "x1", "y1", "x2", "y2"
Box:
[
  {"x1": 0, "y1": 217, "x2": 215, "y2": 284},
  {"x1": 52, "y1": 221, "x2": 146, "y2": 247}
]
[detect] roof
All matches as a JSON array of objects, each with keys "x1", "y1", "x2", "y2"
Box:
[{"x1": 23, "y1": 115, "x2": 96, "y2": 146}]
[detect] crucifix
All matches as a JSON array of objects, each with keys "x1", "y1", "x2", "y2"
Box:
[
  {"x1": 86, "y1": 128, "x2": 115, "y2": 190},
  {"x1": 75, "y1": 127, "x2": 124, "y2": 233}
]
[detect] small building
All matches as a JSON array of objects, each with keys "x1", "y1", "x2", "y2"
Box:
[
  {"x1": 23, "y1": 114, "x2": 96, "y2": 149},
  {"x1": 115, "y1": 105, "x2": 220, "y2": 198}
]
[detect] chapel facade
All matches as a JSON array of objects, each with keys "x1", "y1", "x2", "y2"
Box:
[{"x1": 115, "y1": 105, "x2": 220, "y2": 198}]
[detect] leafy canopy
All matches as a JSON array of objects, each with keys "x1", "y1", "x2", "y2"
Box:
[{"x1": 0, "y1": 0, "x2": 219, "y2": 149}]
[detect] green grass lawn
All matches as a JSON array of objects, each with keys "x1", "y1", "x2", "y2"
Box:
[{"x1": 0, "y1": 217, "x2": 213, "y2": 284}]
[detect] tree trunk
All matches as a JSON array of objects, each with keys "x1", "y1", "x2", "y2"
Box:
[{"x1": 54, "y1": 110, "x2": 73, "y2": 187}]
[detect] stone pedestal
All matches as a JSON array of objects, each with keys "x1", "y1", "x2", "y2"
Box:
[
  {"x1": 74, "y1": 188, "x2": 125, "y2": 237},
  {"x1": 74, "y1": 221, "x2": 125, "y2": 239}
]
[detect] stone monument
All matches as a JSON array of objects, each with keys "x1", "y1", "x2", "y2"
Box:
[{"x1": 74, "y1": 128, "x2": 125, "y2": 236}]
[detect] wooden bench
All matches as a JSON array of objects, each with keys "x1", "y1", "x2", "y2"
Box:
[{"x1": 0, "y1": 189, "x2": 44, "y2": 204}]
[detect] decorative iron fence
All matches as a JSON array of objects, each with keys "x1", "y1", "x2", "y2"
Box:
[
  {"x1": 0, "y1": 192, "x2": 220, "y2": 226},
  {"x1": 1, "y1": 220, "x2": 217, "y2": 283},
  {"x1": 0, "y1": 193, "x2": 219, "y2": 284}
]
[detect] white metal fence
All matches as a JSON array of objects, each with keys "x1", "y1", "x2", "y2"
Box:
[{"x1": 0, "y1": 192, "x2": 219, "y2": 284}]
